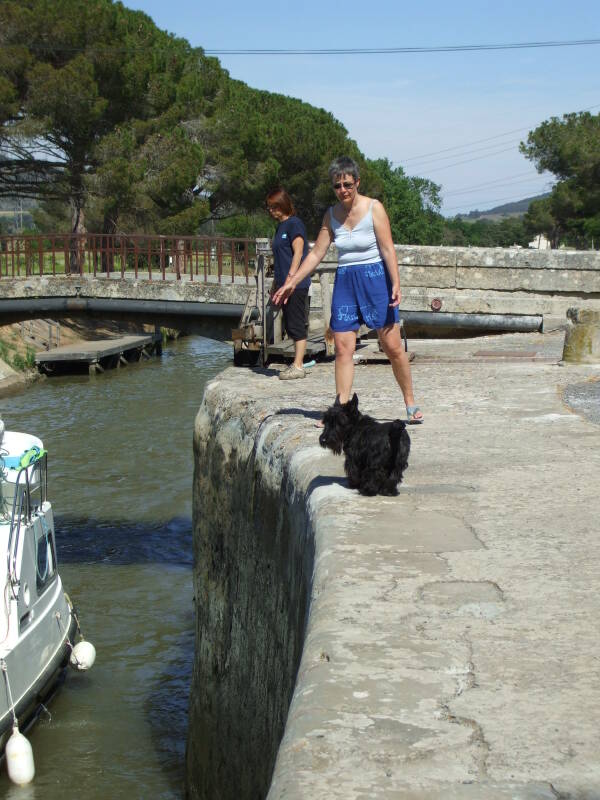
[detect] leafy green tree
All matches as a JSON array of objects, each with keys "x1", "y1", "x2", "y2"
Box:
[
  {"x1": 0, "y1": 0, "x2": 218, "y2": 235},
  {"x1": 196, "y1": 81, "x2": 370, "y2": 237},
  {"x1": 441, "y1": 215, "x2": 528, "y2": 248},
  {"x1": 523, "y1": 197, "x2": 560, "y2": 248},
  {"x1": 0, "y1": 0, "x2": 456, "y2": 244},
  {"x1": 213, "y1": 213, "x2": 274, "y2": 239},
  {"x1": 520, "y1": 111, "x2": 600, "y2": 248},
  {"x1": 368, "y1": 159, "x2": 443, "y2": 244}
]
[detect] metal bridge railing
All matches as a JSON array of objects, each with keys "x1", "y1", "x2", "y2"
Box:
[{"x1": 0, "y1": 234, "x2": 257, "y2": 284}]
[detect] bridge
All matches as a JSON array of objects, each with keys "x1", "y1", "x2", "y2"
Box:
[
  {"x1": 1, "y1": 233, "x2": 600, "y2": 339},
  {"x1": 0, "y1": 233, "x2": 259, "y2": 339}
]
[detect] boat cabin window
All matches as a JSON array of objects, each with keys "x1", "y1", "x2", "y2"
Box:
[{"x1": 36, "y1": 530, "x2": 57, "y2": 592}]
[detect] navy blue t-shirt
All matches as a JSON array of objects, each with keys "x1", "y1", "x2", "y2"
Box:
[{"x1": 272, "y1": 215, "x2": 310, "y2": 290}]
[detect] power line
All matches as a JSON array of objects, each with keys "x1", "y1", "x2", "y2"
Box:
[
  {"x1": 404, "y1": 137, "x2": 525, "y2": 168},
  {"x1": 443, "y1": 171, "x2": 543, "y2": 194},
  {"x1": 25, "y1": 38, "x2": 600, "y2": 58},
  {"x1": 400, "y1": 103, "x2": 600, "y2": 163},
  {"x1": 417, "y1": 145, "x2": 518, "y2": 174},
  {"x1": 443, "y1": 191, "x2": 549, "y2": 213},
  {"x1": 401, "y1": 127, "x2": 531, "y2": 163},
  {"x1": 443, "y1": 174, "x2": 554, "y2": 197},
  {"x1": 204, "y1": 38, "x2": 600, "y2": 55}
]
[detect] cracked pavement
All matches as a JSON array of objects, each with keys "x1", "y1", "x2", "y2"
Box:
[{"x1": 204, "y1": 329, "x2": 600, "y2": 799}]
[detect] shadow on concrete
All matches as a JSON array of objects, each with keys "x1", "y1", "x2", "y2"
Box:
[
  {"x1": 250, "y1": 367, "x2": 280, "y2": 377},
  {"x1": 306, "y1": 474, "x2": 348, "y2": 493},
  {"x1": 275, "y1": 407, "x2": 323, "y2": 421}
]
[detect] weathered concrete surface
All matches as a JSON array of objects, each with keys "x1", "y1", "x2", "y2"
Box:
[
  {"x1": 190, "y1": 329, "x2": 600, "y2": 799},
  {"x1": 0, "y1": 274, "x2": 253, "y2": 305},
  {"x1": 0, "y1": 356, "x2": 25, "y2": 397},
  {"x1": 187, "y1": 388, "x2": 316, "y2": 800},
  {"x1": 562, "y1": 308, "x2": 600, "y2": 363},
  {"x1": 3, "y1": 244, "x2": 600, "y2": 326}
]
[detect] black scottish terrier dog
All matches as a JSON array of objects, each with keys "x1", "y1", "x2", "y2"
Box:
[{"x1": 319, "y1": 393, "x2": 411, "y2": 496}]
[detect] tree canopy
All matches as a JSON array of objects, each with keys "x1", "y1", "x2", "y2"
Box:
[
  {"x1": 1, "y1": 0, "x2": 546, "y2": 247},
  {"x1": 520, "y1": 111, "x2": 600, "y2": 248},
  {"x1": 0, "y1": 0, "x2": 222, "y2": 232}
]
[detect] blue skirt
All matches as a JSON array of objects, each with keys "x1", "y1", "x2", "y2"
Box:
[{"x1": 329, "y1": 261, "x2": 399, "y2": 332}]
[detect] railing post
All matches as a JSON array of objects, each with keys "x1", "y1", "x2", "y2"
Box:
[
  {"x1": 25, "y1": 237, "x2": 31, "y2": 276},
  {"x1": 160, "y1": 237, "x2": 166, "y2": 280},
  {"x1": 256, "y1": 239, "x2": 268, "y2": 357}
]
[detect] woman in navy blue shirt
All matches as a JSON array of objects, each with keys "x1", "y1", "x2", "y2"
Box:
[{"x1": 267, "y1": 188, "x2": 311, "y2": 380}]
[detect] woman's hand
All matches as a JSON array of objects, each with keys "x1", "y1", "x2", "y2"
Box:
[
  {"x1": 389, "y1": 282, "x2": 402, "y2": 308},
  {"x1": 272, "y1": 278, "x2": 295, "y2": 306}
]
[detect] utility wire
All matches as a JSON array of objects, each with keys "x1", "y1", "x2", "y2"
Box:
[
  {"x1": 444, "y1": 190, "x2": 550, "y2": 213},
  {"x1": 401, "y1": 127, "x2": 533, "y2": 163},
  {"x1": 204, "y1": 38, "x2": 600, "y2": 55},
  {"x1": 400, "y1": 103, "x2": 600, "y2": 163},
  {"x1": 417, "y1": 145, "x2": 518, "y2": 174},
  {"x1": 24, "y1": 38, "x2": 600, "y2": 57},
  {"x1": 443, "y1": 171, "x2": 544, "y2": 194},
  {"x1": 443, "y1": 174, "x2": 555, "y2": 197},
  {"x1": 404, "y1": 138, "x2": 525, "y2": 168}
]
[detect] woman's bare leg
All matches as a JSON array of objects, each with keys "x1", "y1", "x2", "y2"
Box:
[
  {"x1": 377, "y1": 324, "x2": 422, "y2": 418},
  {"x1": 293, "y1": 338, "x2": 307, "y2": 369},
  {"x1": 333, "y1": 330, "x2": 357, "y2": 402}
]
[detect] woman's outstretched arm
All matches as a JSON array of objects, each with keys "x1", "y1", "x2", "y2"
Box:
[{"x1": 272, "y1": 214, "x2": 333, "y2": 305}]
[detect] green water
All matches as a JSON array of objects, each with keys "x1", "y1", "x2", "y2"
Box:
[{"x1": 0, "y1": 336, "x2": 231, "y2": 798}]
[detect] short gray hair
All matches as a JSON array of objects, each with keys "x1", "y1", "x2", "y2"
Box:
[{"x1": 328, "y1": 156, "x2": 360, "y2": 183}]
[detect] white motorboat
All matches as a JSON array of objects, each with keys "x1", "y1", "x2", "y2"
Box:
[{"x1": 0, "y1": 418, "x2": 94, "y2": 783}]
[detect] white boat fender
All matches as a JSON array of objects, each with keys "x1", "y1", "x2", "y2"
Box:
[
  {"x1": 6, "y1": 725, "x2": 35, "y2": 785},
  {"x1": 70, "y1": 639, "x2": 96, "y2": 671}
]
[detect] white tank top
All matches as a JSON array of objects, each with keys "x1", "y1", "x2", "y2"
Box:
[{"x1": 329, "y1": 201, "x2": 382, "y2": 266}]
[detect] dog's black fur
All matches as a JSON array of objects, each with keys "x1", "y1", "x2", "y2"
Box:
[{"x1": 319, "y1": 393, "x2": 411, "y2": 496}]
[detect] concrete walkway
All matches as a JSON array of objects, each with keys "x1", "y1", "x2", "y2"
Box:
[{"x1": 211, "y1": 329, "x2": 600, "y2": 799}]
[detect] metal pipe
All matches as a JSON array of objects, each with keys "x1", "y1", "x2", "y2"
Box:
[
  {"x1": 0, "y1": 298, "x2": 245, "y2": 319},
  {"x1": 398, "y1": 310, "x2": 543, "y2": 332}
]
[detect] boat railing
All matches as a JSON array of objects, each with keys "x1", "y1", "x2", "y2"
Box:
[{"x1": 4, "y1": 454, "x2": 48, "y2": 596}]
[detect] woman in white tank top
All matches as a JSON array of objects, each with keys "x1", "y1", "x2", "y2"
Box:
[{"x1": 273, "y1": 157, "x2": 423, "y2": 424}]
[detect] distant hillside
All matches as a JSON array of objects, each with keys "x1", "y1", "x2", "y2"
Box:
[{"x1": 457, "y1": 193, "x2": 551, "y2": 222}]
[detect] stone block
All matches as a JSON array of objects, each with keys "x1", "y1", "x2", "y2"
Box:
[
  {"x1": 562, "y1": 307, "x2": 600, "y2": 363},
  {"x1": 456, "y1": 267, "x2": 600, "y2": 293},
  {"x1": 401, "y1": 265, "x2": 456, "y2": 288}
]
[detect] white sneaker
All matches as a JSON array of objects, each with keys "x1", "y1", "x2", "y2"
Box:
[{"x1": 278, "y1": 364, "x2": 306, "y2": 380}]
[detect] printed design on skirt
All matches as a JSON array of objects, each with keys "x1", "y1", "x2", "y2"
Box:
[
  {"x1": 337, "y1": 263, "x2": 385, "y2": 280},
  {"x1": 360, "y1": 304, "x2": 379, "y2": 327},
  {"x1": 336, "y1": 304, "x2": 359, "y2": 322}
]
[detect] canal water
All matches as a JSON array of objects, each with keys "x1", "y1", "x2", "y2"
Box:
[{"x1": 0, "y1": 336, "x2": 231, "y2": 799}]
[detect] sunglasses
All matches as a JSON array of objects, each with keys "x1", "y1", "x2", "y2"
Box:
[{"x1": 333, "y1": 181, "x2": 355, "y2": 190}]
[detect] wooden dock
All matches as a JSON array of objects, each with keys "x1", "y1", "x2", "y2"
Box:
[
  {"x1": 264, "y1": 332, "x2": 327, "y2": 360},
  {"x1": 35, "y1": 333, "x2": 162, "y2": 375}
]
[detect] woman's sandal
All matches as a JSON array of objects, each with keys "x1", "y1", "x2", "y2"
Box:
[{"x1": 406, "y1": 405, "x2": 424, "y2": 425}]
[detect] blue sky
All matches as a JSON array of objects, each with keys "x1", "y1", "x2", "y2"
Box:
[{"x1": 126, "y1": 0, "x2": 599, "y2": 215}]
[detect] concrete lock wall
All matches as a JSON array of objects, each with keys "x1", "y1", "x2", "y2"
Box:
[
  {"x1": 187, "y1": 383, "x2": 316, "y2": 800},
  {"x1": 1, "y1": 246, "x2": 600, "y2": 327},
  {"x1": 347, "y1": 245, "x2": 600, "y2": 320}
]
